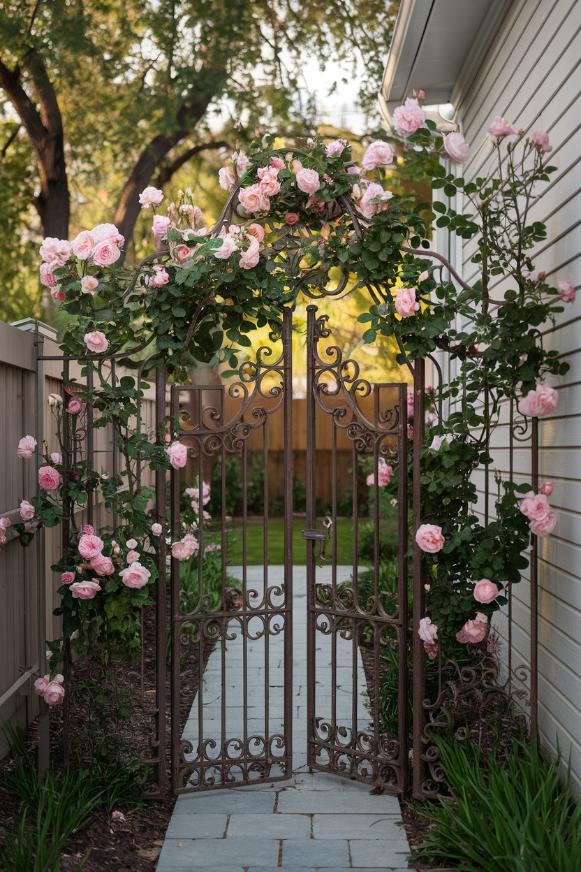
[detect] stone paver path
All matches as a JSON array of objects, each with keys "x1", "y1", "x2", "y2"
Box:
[{"x1": 157, "y1": 566, "x2": 411, "y2": 871}]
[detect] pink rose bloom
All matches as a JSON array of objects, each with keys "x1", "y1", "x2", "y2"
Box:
[
  {"x1": 407, "y1": 386, "x2": 415, "y2": 418},
  {"x1": 456, "y1": 613, "x2": 488, "y2": 644},
  {"x1": 39, "y1": 262, "x2": 57, "y2": 287},
  {"x1": 530, "y1": 509, "x2": 557, "y2": 537},
  {"x1": 78, "y1": 533, "x2": 104, "y2": 560},
  {"x1": 258, "y1": 170, "x2": 281, "y2": 197},
  {"x1": 126, "y1": 550, "x2": 140, "y2": 563},
  {"x1": 218, "y1": 166, "x2": 236, "y2": 191},
  {"x1": 71, "y1": 230, "x2": 94, "y2": 260},
  {"x1": 166, "y1": 441, "x2": 188, "y2": 469},
  {"x1": 151, "y1": 522, "x2": 163, "y2": 536},
  {"x1": 473, "y1": 578, "x2": 500, "y2": 604},
  {"x1": 119, "y1": 561, "x2": 151, "y2": 589},
  {"x1": 148, "y1": 265, "x2": 170, "y2": 288},
  {"x1": 39, "y1": 237, "x2": 71, "y2": 264},
  {"x1": 38, "y1": 465, "x2": 62, "y2": 491},
  {"x1": 126, "y1": 538, "x2": 137, "y2": 549},
  {"x1": 325, "y1": 140, "x2": 345, "y2": 157},
  {"x1": 92, "y1": 240, "x2": 121, "y2": 267},
  {"x1": 295, "y1": 166, "x2": 320, "y2": 194},
  {"x1": 347, "y1": 165, "x2": 361, "y2": 175},
  {"x1": 392, "y1": 98, "x2": 425, "y2": 137},
  {"x1": 19, "y1": 500, "x2": 35, "y2": 521},
  {"x1": 444, "y1": 132, "x2": 470, "y2": 163},
  {"x1": 171, "y1": 540, "x2": 191, "y2": 560},
  {"x1": 366, "y1": 458, "x2": 393, "y2": 487},
  {"x1": 60, "y1": 571, "x2": 75, "y2": 584},
  {"x1": 51, "y1": 287, "x2": 66, "y2": 303},
  {"x1": 214, "y1": 234, "x2": 238, "y2": 260},
  {"x1": 285, "y1": 212, "x2": 300, "y2": 225},
  {"x1": 238, "y1": 184, "x2": 270, "y2": 214},
  {"x1": 83, "y1": 524, "x2": 95, "y2": 535},
  {"x1": 43, "y1": 675, "x2": 65, "y2": 706},
  {"x1": 415, "y1": 523, "x2": 445, "y2": 553},
  {"x1": 539, "y1": 481, "x2": 553, "y2": 496},
  {"x1": 239, "y1": 236, "x2": 260, "y2": 270},
  {"x1": 520, "y1": 491, "x2": 550, "y2": 521},
  {"x1": 90, "y1": 554, "x2": 114, "y2": 576},
  {"x1": 71, "y1": 580, "x2": 101, "y2": 600},
  {"x1": 418, "y1": 617, "x2": 438, "y2": 644},
  {"x1": 174, "y1": 244, "x2": 191, "y2": 263},
  {"x1": 91, "y1": 223, "x2": 124, "y2": 246},
  {"x1": 359, "y1": 182, "x2": 393, "y2": 219},
  {"x1": 246, "y1": 223, "x2": 265, "y2": 242},
  {"x1": 17, "y1": 434, "x2": 37, "y2": 459},
  {"x1": 84, "y1": 330, "x2": 109, "y2": 354},
  {"x1": 81, "y1": 276, "x2": 99, "y2": 295},
  {"x1": 518, "y1": 382, "x2": 558, "y2": 417},
  {"x1": 269, "y1": 156, "x2": 284, "y2": 169},
  {"x1": 395, "y1": 287, "x2": 419, "y2": 318},
  {"x1": 67, "y1": 398, "x2": 82, "y2": 414},
  {"x1": 235, "y1": 150, "x2": 251, "y2": 176},
  {"x1": 362, "y1": 140, "x2": 394, "y2": 170},
  {"x1": 152, "y1": 215, "x2": 171, "y2": 238},
  {"x1": 558, "y1": 281, "x2": 575, "y2": 303},
  {"x1": 139, "y1": 186, "x2": 164, "y2": 207},
  {"x1": 488, "y1": 116, "x2": 517, "y2": 137},
  {"x1": 34, "y1": 675, "x2": 50, "y2": 695},
  {"x1": 532, "y1": 131, "x2": 551, "y2": 153}
]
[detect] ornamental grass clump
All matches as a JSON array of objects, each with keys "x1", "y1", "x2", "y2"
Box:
[{"x1": 413, "y1": 740, "x2": 581, "y2": 872}]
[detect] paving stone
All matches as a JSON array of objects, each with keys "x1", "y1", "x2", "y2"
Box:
[
  {"x1": 165, "y1": 812, "x2": 228, "y2": 839},
  {"x1": 170, "y1": 789, "x2": 276, "y2": 815},
  {"x1": 313, "y1": 813, "x2": 407, "y2": 841},
  {"x1": 349, "y1": 838, "x2": 410, "y2": 867},
  {"x1": 227, "y1": 812, "x2": 310, "y2": 838},
  {"x1": 157, "y1": 836, "x2": 279, "y2": 867},
  {"x1": 277, "y1": 789, "x2": 401, "y2": 814},
  {"x1": 281, "y1": 838, "x2": 350, "y2": 866}
]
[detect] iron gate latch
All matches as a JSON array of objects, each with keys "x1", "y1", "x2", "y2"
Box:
[{"x1": 302, "y1": 517, "x2": 333, "y2": 561}]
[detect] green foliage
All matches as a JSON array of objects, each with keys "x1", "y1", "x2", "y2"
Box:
[{"x1": 414, "y1": 740, "x2": 581, "y2": 872}]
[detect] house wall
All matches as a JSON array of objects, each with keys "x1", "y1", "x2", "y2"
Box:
[{"x1": 443, "y1": 0, "x2": 581, "y2": 792}]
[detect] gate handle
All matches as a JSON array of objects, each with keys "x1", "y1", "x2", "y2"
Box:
[{"x1": 302, "y1": 517, "x2": 333, "y2": 561}]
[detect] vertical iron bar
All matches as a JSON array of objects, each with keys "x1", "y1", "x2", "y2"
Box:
[
  {"x1": 263, "y1": 416, "x2": 270, "y2": 769},
  {"x1": 530, "y1": 416, "x2": 539, "y2": 741},
  {"x1": 305, "y1": 305, "x2": 317, "y2": 770},
  {"x1": 111, "y1": 360, "x2": 118, "y2": 531},
  {"x1": 86, "y1": 363, "x2": 94, "y2": 526},
  {"x1": 508, "y1": 399, "x2": 514, "y2": 693},
  {"x1": 61, "y1": 358, "x2": 72, "y2": 766},
  {"x1": 411, "y1": 359, "x2": 425, "y2": 799},
  {"x1": 282, "y1": 307, "x2": 294, "y2": 775},
  {"x1": 170, "y1": 387, "x2": 181, "y2": 790},
  {"x1": 155, "y1": 366, "x2": 168, "y2": 793},
  {"x1": 34, "y1": 328, "x2": 49, "y2": 776},
  {"x1": 220, "y1": 414, "x2": 227, "y2": 785},
  {"x1": 397, "y1": 384, "x2": 409, "y2": 794},
  {"x1": 242, "y1": 440, "x2": 249, "y2": 776}
]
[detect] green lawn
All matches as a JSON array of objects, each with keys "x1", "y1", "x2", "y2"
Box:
[{"x1": 225, "y1": 514, "x2": 397, "y2": 565}]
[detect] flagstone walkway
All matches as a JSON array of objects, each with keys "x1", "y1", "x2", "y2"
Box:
[{"x1": 156, "y1": 566, "x2": 412, "y2": 871}]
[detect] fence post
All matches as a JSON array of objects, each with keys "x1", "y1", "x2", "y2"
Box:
[{"x1": 411, "y1": 357, "x2": 425, "y2": 799}]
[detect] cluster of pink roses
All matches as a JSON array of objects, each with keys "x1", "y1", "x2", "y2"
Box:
[
  {"x1": 34, "y1": 673, "x2": 65, "y2": 707},
  {"x1": 39, "y1": 223, "x2": 124, "y2": 301},
  {"x1": 171, "y1": 532, "x2": 199, "y2": 561},
  {"x1": 185, "y1": 482, "x2": 211, "y2": 521},
  {"x1": 214, "y1": 222, "x2": 264, "y2": 270},
  {"x1": 518, "y1": 382, "x2": 558, "y2": 417},
  {"x1": 394, "y1": 287, "x2": 419, "y2": 318},
  {"x1": 487, "y1": 116, "x2": 552, "y2": 154},
  {"x1": 519, "y1": 485, "x2": 557, "y2": 537},
  {"x1": 366, "y1": 457, "x2": 393, "y2": 488}
]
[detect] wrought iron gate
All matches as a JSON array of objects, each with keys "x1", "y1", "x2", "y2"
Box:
[{"x1": 304, "y1": 306, "x2": 410, "y2": 793}]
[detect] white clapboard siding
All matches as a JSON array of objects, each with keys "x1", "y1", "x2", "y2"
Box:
[{"x1": 444, "y1": 0, "x2": 581, "y2": 792}]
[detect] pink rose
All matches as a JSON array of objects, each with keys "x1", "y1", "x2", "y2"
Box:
[
  {"x1": 126, "y1": 550, "x2": 140, "y2": 563},
  {"x1": 518, "y1": 382, "x2": 558, "y2": 417},
  {"x1": 70, "y1": 580, "x2": 101, "y2": 600},
  {"x1": 520, "y1": 491, "x2": 550, "y2": 521},
  {"x1": 239, "y1": 236, "x2": 260, "y2": 270},
  {"x1": 395, "y1": 287, "x2": 419, "y2": 318},
  {"x1": 214, "y1": 234, "x2": 238, "y2": 260},
  {"x1": 218, "y1": 167, "x2": 236, "y2": 191},
  {"x1": 60, "y1": 571, "x2": 75, "y2": 585},
  {"x1": 359, "y1": 182, "x2": 393, "y2": 219},
  {"x1": 238, "y1": 184, "x2": 270, "y2": 214},
  {"x1": 91, "y1": 223, "x2": 124, "y2": 246},
  {"x1": 71, "y1": 230, "x2": 94, "y2": 260},
  {"x1": 90, "y1": 554, "x2": 114, "y2": 576},
  {"x1": 269, "y1": 156, "x2": 285, "y2": 169},
  {"x1": 171, "y1": 533, "x2": 199, "y2": 561},
  {"x1": 67, "y1": 398, "x2": 82, "y2": 414},
  {"x1": 19, "y1": 500, "x2": 35, "y2": 521},
  {"x1": 530, "y1": 509, "x2": 557, "y2": 537},
  {"x1": 362, "y1": 140, "x2": 394, "y2": 170},
  {"x1": 50, "y1": 452, "x2": 61, "y2": 464},
  {"x1": 325, "y1": 140, "x2": 345, "y2": 157},
  {"x1": 83, "y1": 524, "x2": 95, "y2": 535},
  {"x1": 40, "y1": 262, "x2": 57, "y2": 287},
  {"x1": 126, "y1": 538, "x2": 137, "y2": 549},
  {"x1": 531, "y1": 131, "x2": 551, "y2": 153},
  {"x1": 139, "y1": 186, "x2": 164, "y2": 207},
  {"x1": 415, "y1": 524, "x2": 445, "y2": 553},
  {"x1": 166, "y1": 441, "x2": 188, "y2": 469},
  {"x1": 152, "y1": 215, "x2": 171, "y2": 238},
  {"x1": 246, "y1": 223, "x2": 265, "y2": 242},
  {"x1": 39, "y1": 237, "x2": 71, "y2": 264},
  {"x1": 38, "y1": 465, "x2": 61, "y2": 492},
  {"x1": 17, "y1": 434, "x2": 37, "y2": 459},
  {"x1": 119, "y1": 561, "x2": 151, "y2": 589},
  {"x1": 43, "y1": 676, "x2": 65, "y2": 706},
  {"x1": 473, "y1": 578, "x2": 500, "y2": 604},
  {"x1": 257, "y1": 166, "x2": 281, "y2": 196},
  {"x1": 235, "y1": 150, "x2": 251, "y2": 176},
  {"x1": 173, "y1": 244, "x2": 191, "y2": 263},
  {"x1": 347, "y1": 165, "x2": 361, "y2": 175},
  {"x1": 558, "y1": 280, "x2": 575, "y2": 303},
  {"x1": 92, "y1": 240, "x2": 121, "y2": 267},
  {"x1": 51, "y1": 287, "x2": 66, "y2": 303},
  {"x1": 81, "y1": 276, "x2": 99, "y2": 295},
  {"x1": 392, "y1": 98, "x2": 425, "y2": 136},
  {"x1": 456, "y1": 613, "x2": 488, "y2": 644},
  {"x1": 78, "y1": 533, "x2": 104, "y2": 560},
  {"x1": 84, "y1": 330, "x2": 109, "y2": 354},
  {"x1": 285, "y1": 212, "x2": 300, "y2": 225},
  {"x1": 366, "y1": 458, "x2": 393, "y2": 487},
  {"x1": 295, "y1": 166, "x2": 320, "y2": 194},
  {"x1": 34, "y1": 674, "x2": 50, "y2": 695},
  {"x1": 148, "y1": 265, "x2": 170, "y2": 288},
  {"x1": 151, "y1": 522, "x2": 163, "y2": 536},
  {"x1": 539, "y1": 481, "x2": 553, "y2": 496},
  {"x1": 444, "y1": 132, "x2": 470, "y2": 163},
  {"x1": 418, "y1": 617, "x2": 438, "y2": 644},
  {"x1": 488, "y1": 116, "x2": 517, "y2": 137}
]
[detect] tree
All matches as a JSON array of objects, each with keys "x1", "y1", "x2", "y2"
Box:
[{"x1": 0, "y1": 0, "x2": 398, "y2": 320}]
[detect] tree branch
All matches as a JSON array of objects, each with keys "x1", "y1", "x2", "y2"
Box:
[{"x1": 154, "y1": 139, "x2": 229, "y2": 188}]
